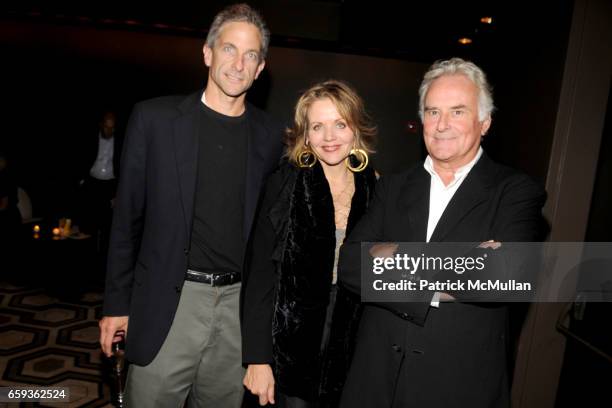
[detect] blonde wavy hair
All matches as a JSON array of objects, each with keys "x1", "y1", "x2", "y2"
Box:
[{"x1": 285, "y1": 80, "x2": 377, "y2": 165}]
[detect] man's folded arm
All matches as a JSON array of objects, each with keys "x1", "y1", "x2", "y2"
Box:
[
  {"x1": 338, "y1": 176, "x2": 433, "y2": 325},
  {"x1": 433, "y1": 174, "x2": 546, "y2": 302}
]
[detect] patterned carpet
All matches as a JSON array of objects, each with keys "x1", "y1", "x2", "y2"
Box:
[{"x1": 0, "y1": 281, "x2": 115, "y2": 407}]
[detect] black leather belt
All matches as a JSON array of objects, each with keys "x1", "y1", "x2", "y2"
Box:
[{"x1": 185, "y1": 269, "x2": 241, "y2": 286}]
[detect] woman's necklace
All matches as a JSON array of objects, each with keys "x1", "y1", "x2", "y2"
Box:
[{"x1": 330, "y1": 172, "x2": 354, "y2": 229}]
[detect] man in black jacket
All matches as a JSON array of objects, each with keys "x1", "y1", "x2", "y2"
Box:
[
  {"x1": 339, "y1": 58, "x2": 546, "y2": 408},
  {"x1": 98, "y1": 4, "x2": 282, "y2": 407}
]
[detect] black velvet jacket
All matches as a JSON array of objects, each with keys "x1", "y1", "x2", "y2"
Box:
[{"x1": 242, "y1": 160, "x2": 376, "y2": 406}]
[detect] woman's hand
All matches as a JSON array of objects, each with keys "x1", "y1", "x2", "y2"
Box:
[{"x1": 244, "y1": 364, "x2": 275, "y2": 406}]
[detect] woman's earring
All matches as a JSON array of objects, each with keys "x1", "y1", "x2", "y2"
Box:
[
  {"x1": 295, "y1": 143, "x2": 317, "y2": 168},
  {"x1": 345, "y1": 148, "x2": 368, "y2": 172}
]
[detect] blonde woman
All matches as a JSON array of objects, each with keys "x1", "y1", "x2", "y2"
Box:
[{"x1": 242, "y1": 80, "x2": 377, "y2": 407}]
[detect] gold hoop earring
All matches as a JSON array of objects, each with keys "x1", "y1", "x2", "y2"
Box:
[
  {"x1": 295, "y1": 145, "x2": 317, "y2": 168},
  {"x1": 345, "y1": 148, "x2": 369, "y2": 172}
]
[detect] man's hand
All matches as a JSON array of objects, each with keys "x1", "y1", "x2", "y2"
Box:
[
  {"x1": 369, "y1": 243, "x2": 399, "y2": 258},
  {"x1": 243, "y1": 364, "x2": 275, "y2": 406},
  {"x1": 439, "y1": 292, "x2": 456, "y2": 302},
  {"x1": 99, "y1": 316, "x2": 129, "y2": 357},
  {"x1": 478, "y1": 240, "x2": 501, "y2": 249}
]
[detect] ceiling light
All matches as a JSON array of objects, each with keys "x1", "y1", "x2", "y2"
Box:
[
  {"x1": 458, "y1": 37, "x2": 473, "y2": 45},
  {"x1": 480, "y1": 17, "x2": 493, "y2": 24}
]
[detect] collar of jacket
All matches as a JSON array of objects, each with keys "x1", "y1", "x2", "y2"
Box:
[{"x1": 267, "y1": 160, "x2": 376, "y2": 265}]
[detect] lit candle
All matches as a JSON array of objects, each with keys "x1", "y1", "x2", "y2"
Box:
[
  {"x1": 33, "y1": 225, "x2": 41, "y2": 233},
  {"x1": 63, "y1": 218, "x2": 72, "y2": 236},
  {"x1": 52, "y1": 227, "x2": 61, "y2": 236}
]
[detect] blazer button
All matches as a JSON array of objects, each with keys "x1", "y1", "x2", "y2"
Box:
[
  {"x1": 183, "y1": 248, "x2": 189, "y2": 255},
  {"x1": 391, "y1": 344, "x2": 402, "y2": 353},
  {"x1": 175, "y1": 285, "x2": 182, "y2": 293},
  {"x1": 401, "y1": 313, "x2": 414, "y2": 321}
]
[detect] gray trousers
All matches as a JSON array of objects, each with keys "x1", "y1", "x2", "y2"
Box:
[{"x1": 125, "y1": 280, "x2": 245, "y2": 408}]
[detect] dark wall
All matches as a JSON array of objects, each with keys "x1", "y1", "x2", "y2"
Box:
[
  {"x1": 261, "y1": 46, "x2": 427, "y2": 174},
  {"x1": 1, "y1": 10, "x2": 573, "y2": 219},
  {"x1": 586, "y1": 85, "x2": 612, "y2": 241},
  {"x1": 1, "y1": 20, "x2": 429, "y2": 219},
  {"x1": 2, "y1": 22, "x2": 204, "y2": 217},
  {"x1": 488, "y1": 3, "x2": 574, "y2": 185},
  {"x1": 445, "y1": 1, "x2": 575, "y2": 186}
]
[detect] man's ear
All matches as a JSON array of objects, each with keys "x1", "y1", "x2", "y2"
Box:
[
  {"x1": 254, "y1": 60, "x2": 266, "y2": 80},
  {"x1": 203, "y1": 44, "x2": 212, "y2": 67},
  {"x1": 481, "y1": 115, "x2": 492, "y2": 136}
]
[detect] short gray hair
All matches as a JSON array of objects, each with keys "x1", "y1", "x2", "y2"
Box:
[
  {"x1": 418, "y1": 58, "x2": 494, "y2": 122},
  {"x1": 206, "y1": 3, "x2": 270, "y2": 60}
]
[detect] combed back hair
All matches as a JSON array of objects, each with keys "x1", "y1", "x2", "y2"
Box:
[
  {"x1": 285, "y1": 80, "x2": 377, "y2": 165},
  {"x1": 206, "y1": 3, "x2": 270, "y2": 60},
  {"x1": 418, "y1": 58, "x2": 494, "y2": 122}
]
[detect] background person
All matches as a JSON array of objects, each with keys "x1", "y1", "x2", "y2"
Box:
[{"x1": 76, "y1": 110, "x2": 121, "y2": 256}]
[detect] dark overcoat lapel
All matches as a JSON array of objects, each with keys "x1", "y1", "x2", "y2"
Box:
[
  {"x1": 243, "y1": 109, "x2": 269, "y2": 240},
  {"x1": 393, "y1": 154, "x2": 495, "y2": 243},
  {"x1": 172, "y1": 92, "x2": 201, "y2": 244},
  {"x1": 398, "y1": 166, "x2": 430, "y2": 241},
  {"x1": 430, "y1": 154, "x2": 493, "y2": 242}
]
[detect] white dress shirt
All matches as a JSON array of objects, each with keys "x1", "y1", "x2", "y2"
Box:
[
  {"x1": 424, "y1": 147, "x2": 483, "y2": 306},
  {"x1": 89, "y1": 132, "x2": 115, "y2": 180}
]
